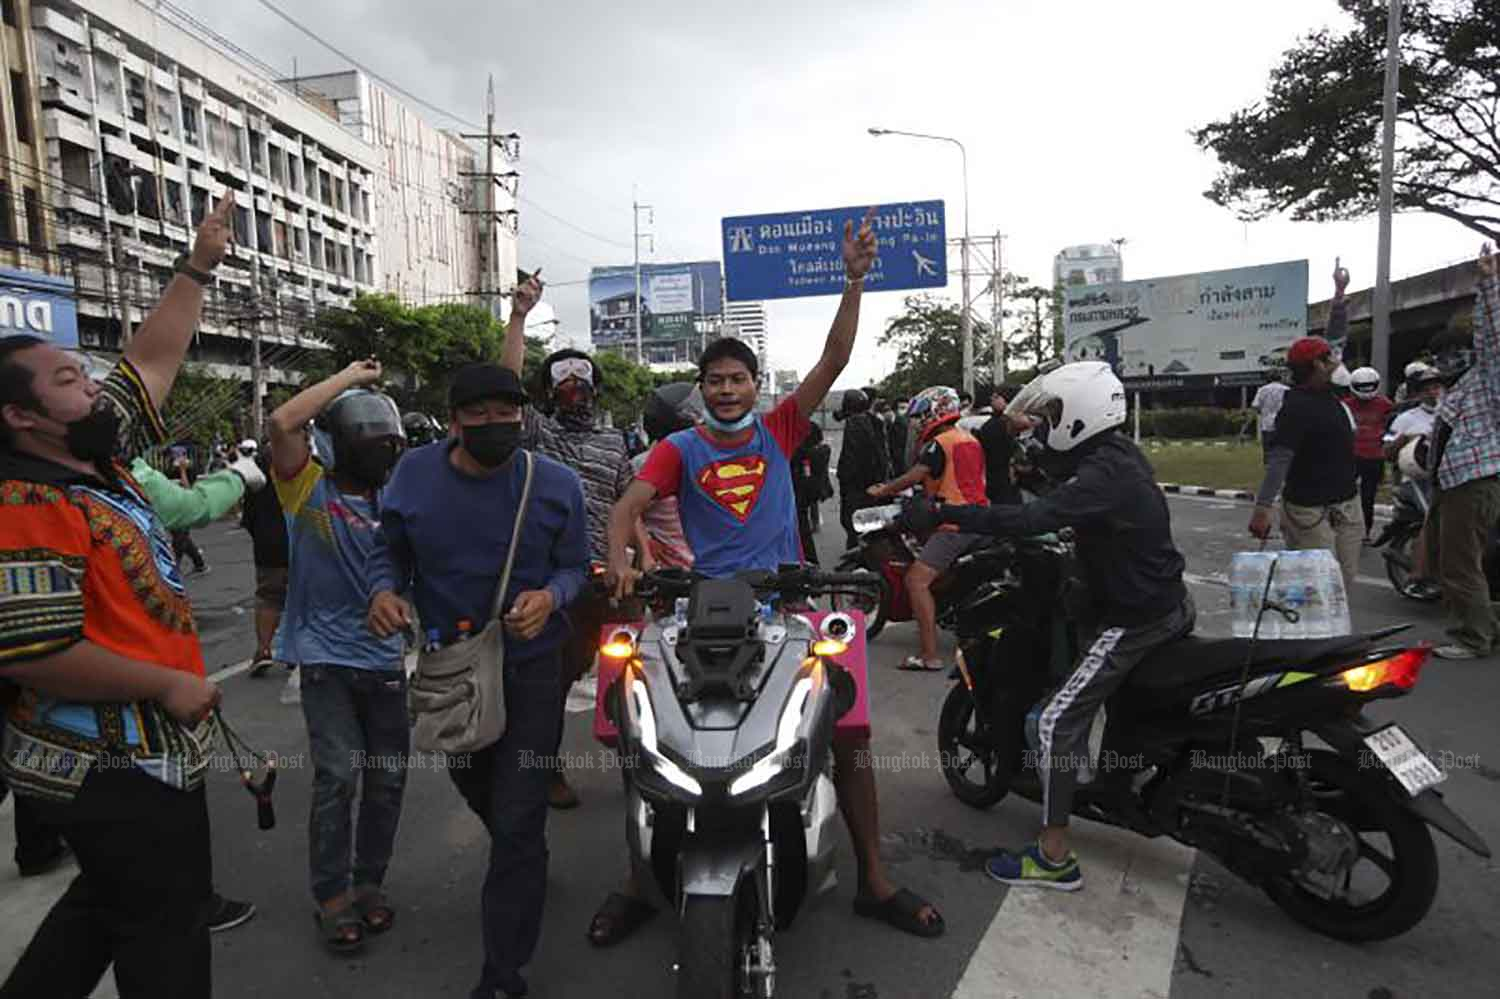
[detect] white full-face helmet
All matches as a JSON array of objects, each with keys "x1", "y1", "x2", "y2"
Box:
[
  {"x1": 1350, "y1": 366, "x2": 1381, "y2": 399},
  {"x1": 1004, "y1": 361, "x2": 1127, "y2": 453}
]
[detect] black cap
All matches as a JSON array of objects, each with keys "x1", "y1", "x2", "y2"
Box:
[{"x1": 449, "y1": 363, "x2": 527, "y2": 409}]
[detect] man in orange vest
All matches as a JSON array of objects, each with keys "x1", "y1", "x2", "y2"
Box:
[{"x1": 868, "y1": 385, "x2": 988, "y2": 671}]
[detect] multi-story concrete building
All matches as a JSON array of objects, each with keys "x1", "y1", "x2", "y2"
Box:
[
  {"x1": 723, "y1": 298, "x2": 768, "y2": 389},
  {"x1": 0, "y1": 0, "x2": 58, "y2": 277},
  {"x1": 29, "y1": 0, "x2": 380, "y2": 394},
  {"x1": 1054, "y1": 243, "x2": 1124, "y2": 288},
  {"x1": 283, "y1": 70, "x2": 511, "y2": 308}
]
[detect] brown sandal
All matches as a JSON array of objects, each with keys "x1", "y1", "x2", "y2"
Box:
[
  {"x1": 353, "y1": 887, "x2": 395, "y2": 935},
  {"x1": 314, "y1": 905, "x2": 365, "y2": 953}
]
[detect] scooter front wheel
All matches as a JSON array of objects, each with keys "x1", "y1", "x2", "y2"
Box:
[
  {"x1": 937, "y1": 684, "x2": 1013, "y2": 809},
  {"x1": 677, "y1": 886, "x2": 760, "y2": 999}
]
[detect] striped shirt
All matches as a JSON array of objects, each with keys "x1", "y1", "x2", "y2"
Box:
[
  {"x1": 1436, "y1": 274, "x2": 1500, "y2": 491},
  {"x1": 522, "y1": 409, "x2": 632, "y2": 564},
  {"x1": 0, "y1": 358, "x2": 214, "y2": 802}
]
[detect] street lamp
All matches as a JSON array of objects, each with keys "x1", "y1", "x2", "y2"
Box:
[{"x1": 868, "y1": 127, "x2": 973, "y2": 396}]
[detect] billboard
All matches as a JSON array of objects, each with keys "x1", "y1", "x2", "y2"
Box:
[
  {"x1": 589, "y1": 261, "x2": 723, "y2": 347},
  {"x1": 0, "y1": 267, "x2": 79, "y2": 348},
  {"x1": 721, "y1": 200, "x2": 946, "y2": 301},
  {"x1": 1062, "y1": 260, "x2": 1308, "y2": 390}
]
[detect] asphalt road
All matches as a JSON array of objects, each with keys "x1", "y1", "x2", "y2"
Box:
[{"x1": 2, "y1": 491, "x2": 1496, "y2": 999}]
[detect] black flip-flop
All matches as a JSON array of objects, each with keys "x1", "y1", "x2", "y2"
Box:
[
  {"x1": 313, "y1": 907, "x2": 365, "y2": 954},
  {"x1": 853, "y1": 888, "x2": 946, "y2": 938},
  {"x1": 588, "y1": 891, "x2": 657, "y2": 947}
]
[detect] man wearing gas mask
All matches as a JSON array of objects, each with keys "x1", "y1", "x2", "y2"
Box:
[
  {"x1": 268, "y1": 359, "x2": 410, "y2": 956},
  {"x1": 504, "y1": 279, "x2": 635, "y2": 810}
]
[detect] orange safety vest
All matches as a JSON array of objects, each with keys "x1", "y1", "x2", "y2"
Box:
[{"x1": 921, "y1": 425, "x2": 989, "y2": 517}]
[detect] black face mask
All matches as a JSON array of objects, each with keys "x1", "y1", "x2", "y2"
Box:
[
  {"x1": 57, "y1": 401, "x2": 122, "y2": 465},
  {"x1": 461, "y1": 421, "x2": 522, "y2": 469},
  {"x1": 340, "y1": 438, "x2": 401, "y2": 489}
]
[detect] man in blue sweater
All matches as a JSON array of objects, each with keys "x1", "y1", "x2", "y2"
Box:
[{"x1": 367, "y1": 362, "x2": 588, "y2": 999}]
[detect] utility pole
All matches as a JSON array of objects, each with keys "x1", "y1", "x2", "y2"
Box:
[
  {"x1": 460, "y1": 76, "x2": 519, "y2": 321},
  {"x1": 633, "y1": 194, "x2": 653, "y2": 365},
  {"x1": 250, "y1": 307, "x2": 264, "y2": 440},
  {"x1": 1372, "y1": 0, "x2": 1402, "y2": 391},
  {"x1": 992, "y1": 232, "x2": 1005, "y2": 384}
]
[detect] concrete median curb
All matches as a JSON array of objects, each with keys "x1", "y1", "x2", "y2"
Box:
[{"x1": 1159, "y1": 483, "x2": 1393, "y2": 519}]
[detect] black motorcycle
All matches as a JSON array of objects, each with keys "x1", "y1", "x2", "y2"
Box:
[
  {"x1": 1372, "y1": 477, "x2": 1500, "y2": 601},
  {"x1": 937, "y1": 532, "x2": 1491, "y2": 941}
]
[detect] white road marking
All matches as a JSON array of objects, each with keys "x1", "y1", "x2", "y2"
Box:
[
  {"x1": 208, "y1": 657, "x2": 253, "y2": 683},
  {"x1": 952, "y1": 822, "x2": 1195, "y2": 999}
]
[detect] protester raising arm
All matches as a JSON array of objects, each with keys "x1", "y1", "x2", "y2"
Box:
[
  {"x1": 500, "y1": 270, "x2": 545, "y2": 376},
  {"x1": 792, "y1": 209, "x2": 879, "y2": 419},
  {"x1": 123, "y1": 196, "x2": 236, "y2": 409},
  {"x1": 269, "y1": 359, "x2": 383, "y2": 480}
]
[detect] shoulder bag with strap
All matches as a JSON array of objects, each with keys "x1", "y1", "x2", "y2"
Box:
[{"x1": 408, "y1": 450, "x2": 534, "y2": 754}]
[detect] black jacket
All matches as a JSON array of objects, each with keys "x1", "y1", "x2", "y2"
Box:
[
  {"x1": 942, "y1": 432, "x2": 1187, "y2": 626},
  {"x1": 975, "y1": 414, "x2": 1022, "y2": 505},
  {"x1": 239, "y1": 454, "x2": 289, "y2": 568},
  {"x1": 838, "y1": 413, "x2": 890, "y2": 494}
]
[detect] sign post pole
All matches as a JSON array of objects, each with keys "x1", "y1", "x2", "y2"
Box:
[{"x1": 1133, "y1": 391, "x2": 1141, "y2": 444}]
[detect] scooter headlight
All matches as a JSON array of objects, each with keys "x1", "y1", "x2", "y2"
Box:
[
  {"x1": 629, "y1": 678, "x2": 702, "y2": 796},
  {"x1": 729, "y1": 675, "x2": 814, "y2": 797}
]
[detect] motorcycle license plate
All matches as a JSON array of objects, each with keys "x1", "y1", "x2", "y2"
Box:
[{"x1": 1363, "y1": 724, "x2": 1447, "y2": 797}]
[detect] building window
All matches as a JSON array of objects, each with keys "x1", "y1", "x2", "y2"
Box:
[
  {"x1": 270, "y1": 147, "x2": 285, "y2": 185},
  {"x1": 190, "y1": 186, "x2": 207, "y2": 224},
  {"x1": 23, "y1": 187, "x2": 42, "y2": 247},
  {"x1": 125, "y1": 71, "x2": 146, "y2": 125},
  {"x1": 182, "y1": 98, "x2": 200, "y2": 146},
  {"x1": 0, "y1": 181, "x2": 13, "y2": 243},
  {"x1": 10, "y1": 71, "x2": 30, "y2": 144}
]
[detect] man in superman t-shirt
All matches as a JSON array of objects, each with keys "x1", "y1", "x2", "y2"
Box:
[{"x1": 594, "y1": 210, "x2": 946, "y2": 946}]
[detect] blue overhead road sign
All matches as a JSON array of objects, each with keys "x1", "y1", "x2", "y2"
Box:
[{"x1": 721, "y1": 200, "x2": 946, "y2": 302}]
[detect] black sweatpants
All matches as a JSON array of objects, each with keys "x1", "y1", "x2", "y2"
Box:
[
  {"x1": 0, "y1": 766, "x2": 212, "y2": 999},
  {"x1": 1355, "y1": 457, "x2": 1385, "y2": 534},
  {"x1": 1036, "y1": 597, "x2": 1195, "y2": 827}
]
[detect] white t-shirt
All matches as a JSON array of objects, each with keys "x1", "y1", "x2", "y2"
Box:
[
  {"x1": 1389, "y1": 406, "x2": 1436, "y2": 439},
  {"x1": 1251, "y1": 382, "x2": 1289, "y2": 432}
]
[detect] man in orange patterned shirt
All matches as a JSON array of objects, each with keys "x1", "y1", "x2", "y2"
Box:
[{"x1": 0, "y1": 197, "x2": 234, "y2": 999}]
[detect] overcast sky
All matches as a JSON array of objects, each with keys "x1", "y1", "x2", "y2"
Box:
[{"x1": 177, "y1": 0, "x2": 1481, "y2": 387}]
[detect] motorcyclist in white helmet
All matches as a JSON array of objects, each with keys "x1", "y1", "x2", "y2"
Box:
[
  {"x1": 903, "y1": 361, "x2": 1192, "y2": 892},
  {"x1": 1345, "y1": 365, "x2": 1394, "y2": 538}
]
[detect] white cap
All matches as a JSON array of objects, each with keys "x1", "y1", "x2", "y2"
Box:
[{"x1": 238, "y1": 438, "x2": 258, "y2": 452}]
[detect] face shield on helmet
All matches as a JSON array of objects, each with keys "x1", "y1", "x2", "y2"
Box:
[
  {"x1": 1004, "y1": 361, "x2": 1127, "y2": 453},
  {"x1": 318, "y1": 389, "x2": 405, "y2": 488},
  {"x1": 1349, "y1": 366, "x2": 1381, "y2": 399}
]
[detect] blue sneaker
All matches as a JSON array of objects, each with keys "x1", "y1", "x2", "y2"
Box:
[{"x1": 985, "y1": 841, "x2": 1083, "y2": 891}]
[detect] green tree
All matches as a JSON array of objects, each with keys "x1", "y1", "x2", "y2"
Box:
[
  {"x1": 875, "y1": 295, "x2": 995, "y2": 399},
  {"x1": 1194, "y1": 0, "x2": 1500, "y2": 242},
  {"x1": 161, "y1": 369, "x2": 242, "y2": 446}
]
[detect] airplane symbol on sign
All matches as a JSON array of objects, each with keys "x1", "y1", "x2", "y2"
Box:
[{"x1": 913, "y1": 250, "x2": 937, "y2": 277}]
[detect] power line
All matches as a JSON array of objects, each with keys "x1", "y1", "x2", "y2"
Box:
[
  {"x1": 252, "y1": 0, "x2": 483, "y2": 132},
  {"x1": 517, "y1": 196, "x2": 631, "y2": 250}
]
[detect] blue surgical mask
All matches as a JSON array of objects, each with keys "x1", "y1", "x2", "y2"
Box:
[{"x1": 703, "y1": 409, "x2": 756, "y2": 433}]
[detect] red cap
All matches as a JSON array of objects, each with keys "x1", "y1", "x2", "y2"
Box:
[{"x1": 1287, "y1": 336, "x2": 1332, "y2": 367}]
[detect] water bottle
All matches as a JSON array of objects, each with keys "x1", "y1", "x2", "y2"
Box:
[
  {"x1": 424, "y1": 628, "x2": 441, "y2": 653},
  {"x1": 1325, "y1": 552, "x2": 1352, "y2": 636},
  {"x1": 1230, "y1": 552, "x2": 1276, "y2": 638},
  {"x1": 455, "y1": 619, "x2": 473, "y2": 642}
]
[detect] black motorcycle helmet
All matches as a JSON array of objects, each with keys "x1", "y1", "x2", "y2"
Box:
[
  {"x1": 316, "y1": 389, "x2": 405, "y2": 488},
  {"x1": 643, "y1": 382, "x2": 703, "y2": 442},
  {"x1": 401, "y1": 411, "x2": 441, "y2": 447},
  {"x1": 834, "y1": 388, "x2": 870, "y2": 422}
]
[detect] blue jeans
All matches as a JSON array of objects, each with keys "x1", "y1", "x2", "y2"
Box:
[
  {"x1": 300, "y1": 664, "x2": 409, "y2": 904},
  {"x1": 446, "y1": 653, "x2": 562, "y2": 999}
]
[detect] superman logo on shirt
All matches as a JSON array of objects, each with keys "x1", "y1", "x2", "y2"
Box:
[{"x1": 696, "y1": 457, "x2": 768, "y2": 523}]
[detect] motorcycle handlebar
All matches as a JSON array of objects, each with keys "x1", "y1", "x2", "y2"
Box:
[{"x1": 633, "y1": 567, "x2": 881, "y2": 599}]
